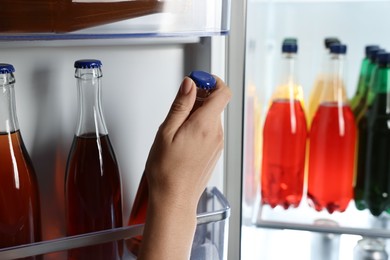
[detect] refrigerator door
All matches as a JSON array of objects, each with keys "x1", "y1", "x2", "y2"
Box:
[
  {"x1": 0, "y1": 1, "x2": 231, "y2": 259},
  {"x1": 226, "y1": 0, "x2": 390, "y2": 259}
]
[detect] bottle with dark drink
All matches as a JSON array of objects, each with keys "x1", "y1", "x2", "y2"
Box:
[
  {"x1": 350, "y1": 45, "x2": 380, "y2": 118},
  {"x1": 261, "y1": 40, "x2": 307, "y2": 209},
  {"x1": 307, "y1": 43, "x2": 356, "y2": 213},
  {"x1": 354, "y1": 48, "x2": 385, "y2": 210},
  {"x1": 127, "y1": 70, "x2": 217, "y2": 257},
  {"x1": 0, "y1": 64, "x2": 41, "y2": 253},
  {"x1": 363, "y1": 52, "x2": 390, "y2": 216},
  {"x1": 65, "y1": 59, "x2": 123, "y2": 259}
]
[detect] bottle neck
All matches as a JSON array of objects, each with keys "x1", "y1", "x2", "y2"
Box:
[
  {"x1": 372, "y1": 64, "x2": 390, "y2": 94},
  {"x1": 321, "y1": 53, "x2": 348, "y2": 104},
  {"x1": 370, "y1": 66, "x2": 390, "y2": 115},
  {"x1": 278, "y1": 52, "x2": 298, "y2": 86},
  {"x1": 356, "y1": 57, "x2": 370, "y2": 94},
  {"x1": 75, "y1": 68, "x2": 108, "y2": 137},
  {"x1": 0, "y1": 73, "x2": 19, "y2": 133}
]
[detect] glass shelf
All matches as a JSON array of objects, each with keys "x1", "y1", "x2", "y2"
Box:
[
  {"x1": 252, "y1": 195, "x2": 390, "y2": 239},
  {"x1": 0, "y1": 187, "x2": 230, "y2": 260},
  {"x1": 0, "y1": 0, "x2": 230, "y2": 41}
]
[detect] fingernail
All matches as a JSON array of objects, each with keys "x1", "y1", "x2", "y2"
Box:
[{"x1": 180, "y1": 77, "x2": 193, "y2": 95}]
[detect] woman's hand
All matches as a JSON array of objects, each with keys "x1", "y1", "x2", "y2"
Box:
[{"x1": 138, "y1": 75, "x2": 231, "y2": 260}]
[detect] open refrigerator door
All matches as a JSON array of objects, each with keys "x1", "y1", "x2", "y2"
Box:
[{"x1": 226, "y1": 0, "x2": 390, "y2": 259}]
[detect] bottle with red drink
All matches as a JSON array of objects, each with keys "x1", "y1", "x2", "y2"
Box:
[
  {"x1": 260, "y1": 40, "x2": 307, "y2": 209},
  {"x1": 127, "y1": 70, "x2": 217, "y2": 257},
  {"x1": 307, "y1": 37, "x2": 341, "y2": 126},
  {"x1": 65, "y1": 59, "x2": 123, "y2": 260},
  {"x1": 0, "y1": 64, "x2": 41, "y2": 255},
  {"x1": 307, "y1": 43, "x2": 356, "y2": 213}
]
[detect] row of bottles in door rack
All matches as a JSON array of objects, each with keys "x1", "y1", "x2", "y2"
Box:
[
  {"x1": 0, "y1": 61, "x2": 216, "y2": 259},
  {"x1": 246, "y1": 37, "x2": 390, "y2": 217}
]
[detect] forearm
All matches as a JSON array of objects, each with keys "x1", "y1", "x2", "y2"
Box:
[{"x1": 137, "y1": 193, "x2": 198, "y2": 260}]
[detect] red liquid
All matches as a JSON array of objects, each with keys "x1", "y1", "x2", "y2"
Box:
[
  {"x1": 0, "y1": 131, "x2": 41, "y2": 254},
  {"x1": 65, "y1": 133, "x2": 122, "y2": 260},
  {"x1": 261, "y1": 99, "x2": 307, "y2": 209},
  {"x1": 307, "y1": 103, "x2": 356, "y2": 213},
  {"x1": 126, "y1": 175, "x2": 148, "y2": 255}
]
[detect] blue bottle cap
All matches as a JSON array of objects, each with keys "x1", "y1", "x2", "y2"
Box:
[
  {"x1": 329, "y1": 43, "x2": 347, "y2": 54},
  {"x1": 370, "y1": 49, "x2": 386, "y2": 63},
  {"x1": 365, "y1": 45, "x2": 380, "y2": 57},
  {"x1": 324, "y1": 37, "x2": 340, "y2": 49},
  {"x1": 74, "y1": 59, "x2": 102, "y2": 69},
  {"x1": 376, "y1": 52, "x2": 390, "y2": 66},
  {"x1": 0, "y1": 63, "x2": 15, "y2": 74},
  {"x1": 188, "y1": 71, "x2": 217, "y2": 90},
  {"x1": 282, "y1": 42, "x2": 298, "y2": 53}
]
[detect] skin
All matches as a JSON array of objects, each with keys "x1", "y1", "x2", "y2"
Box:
[{"x1": 137, "y1": 75, "x2": 231, "y2": 260}]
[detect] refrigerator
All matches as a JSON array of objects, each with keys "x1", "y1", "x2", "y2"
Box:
[
  {"x1": 0, "y1": 1, "x2": 230, "y2": 259},
  {"x1": 1, "y1": 0, "x2": 390, "y2": 259}
]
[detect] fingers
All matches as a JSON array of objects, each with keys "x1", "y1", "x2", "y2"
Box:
[
  {"x1": 191, "y1": 75, "x2": 232, "y2": 122},
  {"x1": 161, "y1": 77, "x2": 197, "y2": 136}
]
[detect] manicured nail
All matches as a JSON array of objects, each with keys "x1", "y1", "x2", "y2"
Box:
[{"x1": 180, "y1": 77, "x2": 193, "y2": 95}]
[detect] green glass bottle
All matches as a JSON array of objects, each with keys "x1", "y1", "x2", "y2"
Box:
[
  {"x1": 362, "y1": 52, "x2": 390, "y2": 216},
  {"x1": 350, "y1": 45, "x2": 379, "y2": 118},
  {"x1": 354, "y1": 49, "x2": 385, "y2": 210}
]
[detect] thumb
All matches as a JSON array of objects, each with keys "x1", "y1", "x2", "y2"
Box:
[{"x1": 162, "y1": 77, "x2": 197, "y2": 134}]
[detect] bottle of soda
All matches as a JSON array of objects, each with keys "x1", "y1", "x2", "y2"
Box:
[
  {"x1": 307, "y1": 37, "x2": 341, "y2": 126},
  {"x1": 65, "y1": 59, "x2": 123, "y2": 259},
  {"x1": 0, "y1": 64, "x2": 41, "y2": 252},
  {"x1": 350, "y1": 45, "x2": 380, "y2": 118},
  {"x1": 354, "y1": 48, "x2": 385, "y2": 210},
  {"x1": 261, "y1": 41, "x2": 307, "y2": 209},
  {"x1": 363, "y1": 52, "x2": 390, "y2": 216},
  {"x1": 0, "y1": 0, "x2": 162, "y2": 33},
  {"x1": 127, "y1": 70, "x2": 217, "y2": 256},
  {"x1": 307, "y1": 43, "x2": 356, "y2": 213}
]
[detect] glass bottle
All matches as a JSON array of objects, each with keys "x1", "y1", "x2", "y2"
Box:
[
  {"x1": 261, "y1": 41, "x2": 307, "y2": 209},
  {"x1": 0, "y1": 64, "x2": 41, "y2": 251},
  {"x1": 65, "y1": 59, "x2": 123, "y2": 259},
  {"x1": 354, "y1": 48, "x2": 386, "y2": 210},
  {"x1": 127, "y1": 70, "x2": 217, "y2": 257},
  {"x1": 363, "y1": 52, "x2": 390, "y2": 216},
  {"x1": 307, "y1": 43, "x2": 356, "y2": 213},
  {"x1": 307, "y1": 37, "x2": 341, "y2": 126},
  {"x1": 350, "y1": 45, "x2": 380, "y2": 118},
  {"x1": 1, "y1": 0, "x2": 163, "y2": 33}
]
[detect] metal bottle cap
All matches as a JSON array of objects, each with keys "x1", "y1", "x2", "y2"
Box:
[
  {"x1": 0, "y1": 64, "x2": 15, "y2": 74},
  {"x1": 74, "y1": 59, "x2": 102, "y2": 69}
]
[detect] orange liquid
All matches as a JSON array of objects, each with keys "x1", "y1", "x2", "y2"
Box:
[
  {"x1": 65, "y1": 133, "x2": 122, "y2": 260},
  {"x1": 0, "y1": 131, "x2": 41, "y2": 252}
]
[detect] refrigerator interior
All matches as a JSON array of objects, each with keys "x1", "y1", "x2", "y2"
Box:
[
  {"x1": 0, "y1": 0, "x2": 230, "y2": 257},
  {"x1": 241, "y1": 0, "x2": 390, "y2": 259}
]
